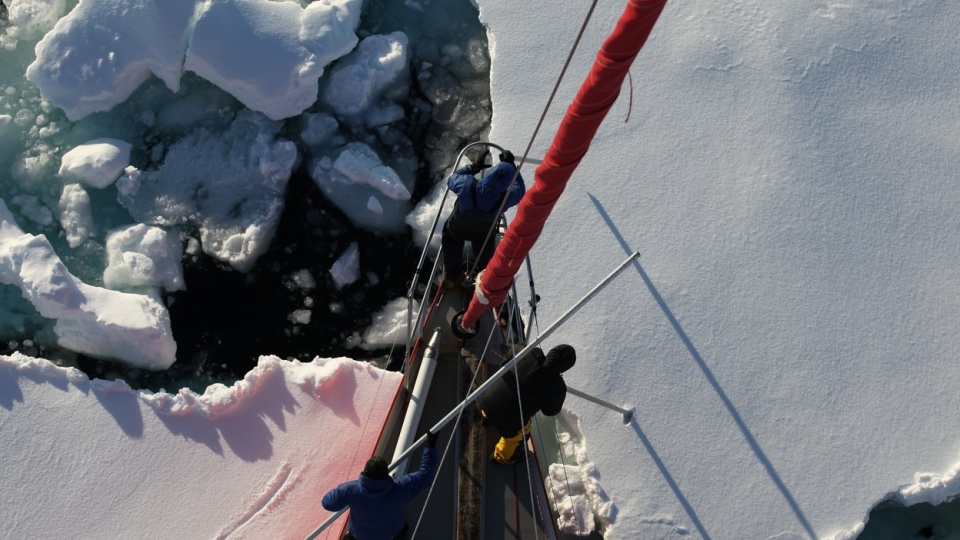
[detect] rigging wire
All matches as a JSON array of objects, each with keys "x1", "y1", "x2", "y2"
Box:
[
  {"x1": 327, "y1": 307, "x2": 407, "y2": 537},
  {"x1": 506, "y1": 0, "x2": 607, "y2": 521},
  {"x1": 465, "y1": 0, "x2": 602, "y2": 282},
  {"x1": 508, "y1": 336, "x2": 541, "y2": 538},
  {"x1": 516, "y1": 242, "x2": 581, "y2": 536},
  {"x1": 521, "y1": 272, "x2": 585, "y2": 535},
  {"x1": 485, "y1": 212, "x2": 579, "y2": 536},
  {"x1": 498, "y1": 281, "x2": 542, "y2": 538},
  {"x1": 526, "y1": 345, "x2": 585, "y2": 533},
  {"x1": 308, "y1": 0, "x2": 652, "y2": 528},
  {"x1": 412, "y1": 279, "x2": 542, "y2": 538},
  {"x1": 527, "y1": 358, "x2": 585, "y2": 533},
  {"x1": 411, "y1": 0, "x2": 607, "y2": 530},
  {"x1": 481, "y1": 303, "x2": 552, "y2": 538},
  {"x1": 409, "y1": 304, "x2": 501, "y2": 538}
]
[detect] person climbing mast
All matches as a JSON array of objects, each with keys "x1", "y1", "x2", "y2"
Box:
[{"x1": 441, "y1": 147, "x2": 526, "y2": 288}]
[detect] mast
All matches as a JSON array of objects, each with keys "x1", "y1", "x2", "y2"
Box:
[{"x1": 457, "y1": 0, "x2": 668, "y2": 332}]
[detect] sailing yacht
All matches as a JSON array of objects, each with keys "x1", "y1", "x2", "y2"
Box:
[{"x1": 306, "y1": 1, "x2": 668, "y2": 537}]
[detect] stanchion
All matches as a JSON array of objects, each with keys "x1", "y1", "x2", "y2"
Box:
[{"x1": 566, "y1": 385, "x2": 634, "y2": 423}]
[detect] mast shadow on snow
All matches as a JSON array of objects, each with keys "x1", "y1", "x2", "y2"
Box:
[{"x1": 587, "y1": 193, "x2": 817, "y2": 540}]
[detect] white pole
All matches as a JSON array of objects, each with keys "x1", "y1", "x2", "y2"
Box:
[
  {"x1": 391, "y1": 251, "x2": 640, "y2": 469},
  {"x1": 566, "y1": 385, "x2": 635, "y2": 423},
  {"x1": 392, "y1": 329, "x2": 441, "y2": 474},
  {"x1": 305, "y1": 252, "x2": 640, "y2": 540}
]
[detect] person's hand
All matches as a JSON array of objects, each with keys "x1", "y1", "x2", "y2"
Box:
[
  {"x1": 426, "y1": 430, "x2": 439, "y2": 448},
  {"x1": 469, "y1": 149, "x2": 492, "y2": 174},
  {"x1": 476, "y1": 148, "x2": 491, "y2": 166},
  {"x1": 469, "y1": 161, "x2": 492, "y2": 174}
]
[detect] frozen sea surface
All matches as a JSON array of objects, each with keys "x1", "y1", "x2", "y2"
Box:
[{"x1": 1, "y1": 0, "x2": 957, "y2": 535}]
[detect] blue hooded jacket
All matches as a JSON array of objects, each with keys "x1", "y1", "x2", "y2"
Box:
[
  {"x1": 446, "y1": 162, "x2": 526, "y2": 231},
  {"x1": 321, "y1": 447, "x2": 438, "y2": 539}
]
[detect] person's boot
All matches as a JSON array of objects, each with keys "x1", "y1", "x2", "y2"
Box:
[{"x1": 490, "y1": 451, "x2": 516, "y2": 465}]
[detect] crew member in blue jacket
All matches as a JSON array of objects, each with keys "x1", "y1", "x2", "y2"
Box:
[
  {"x1": 441, "y1": 148, "x2": 526, "y2": 287},
  {"x1": 321, "y1": 431, "x2": 439, "y2": 539}
]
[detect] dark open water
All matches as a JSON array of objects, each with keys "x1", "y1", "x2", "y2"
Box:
[{"x1": 857, "y1": 497, "x2": 960, "y2": 539}]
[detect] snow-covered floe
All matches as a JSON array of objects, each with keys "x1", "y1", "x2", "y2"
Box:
[
  {"x1": 0, "y1": 352, "x2": 401, "y2": 539},
  {"x1": 1, "y1": 199, "x2": 176, "y2": 369}
]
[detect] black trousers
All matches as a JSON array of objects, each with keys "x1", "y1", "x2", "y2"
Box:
[{"x1": 441, "y1": 216, "x2": 496, "y2": 281}]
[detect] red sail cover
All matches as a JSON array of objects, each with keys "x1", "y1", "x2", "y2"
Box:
[{"x1": 461, "y1": 0, "x2": 668, "y2": 328}]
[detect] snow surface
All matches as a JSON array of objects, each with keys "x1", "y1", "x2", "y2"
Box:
[
  {"x1": 1, "y1": 0, "x2": 960, "y2": 539},
  {"x1": 56, "y1": 183, "x2": 95, "y2": 248},
  {"x1": 103, "y1": 223, "x2": 185, "y2": 293},
  {"x1": 0, "y1": 352, "x2": 400, "y2": 539},
  {"x1": 58, "y1": 138, "x2": 132, "y2": 188},
  {"x1": 483, "y1": 1, "x2": 960, "y2": 538}
]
